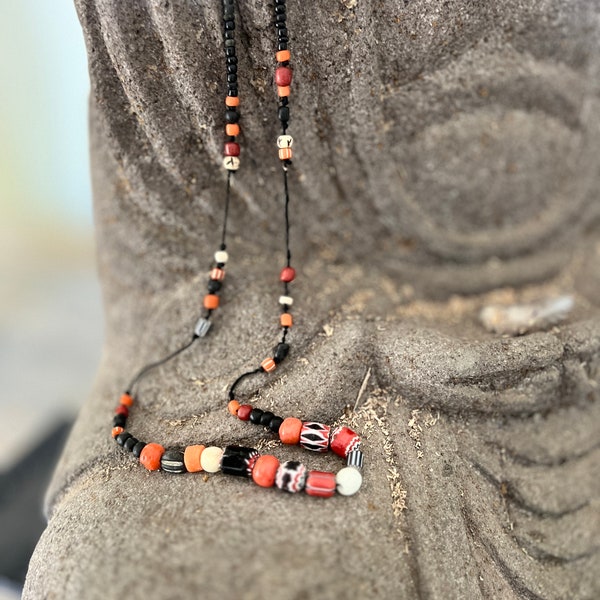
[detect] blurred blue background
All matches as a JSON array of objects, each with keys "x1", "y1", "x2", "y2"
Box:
[{"x1": 0, "y1": 1, "x2": 102, "y2": 594}]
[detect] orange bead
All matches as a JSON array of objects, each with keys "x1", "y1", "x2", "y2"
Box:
[
  {"x1": 261, "y1": 357, "x2": 277, "y2": 373},
  {"x1": 204, "y1": 294, "x2": 220, "y2": 310},
  {"x1": 278, "y1": 147, "x2": 293, "y2": 161},
  {"x1": 276, "y1": 49, "x2": 291, "y2": 62},
  {"x1": 112, "y1": 426, "x2": 124, "y2": 438},
  {"x1": 210, "y1": 268, "x2": 225, "y2": 281},
  {"x1": 280, "y1": 313, "x2": 293, "y2": 327},
  {"x1": 252, "y1": 455, "x2": 280, "y2": 488},
  {"x1": 279, "y1": 417, "x2": 303, "y2": 445},
  {"x1": 225, "y1": 96, "x2": 240, "y2": 107},
  {"x1": 277, "y1": 85, "x2": 291, "y2": 97},
  {"x1": 226, "y1": 123, "x2": 240, "y2": 136},
  {"x1": 228, "y1": 400, "x2": 240, "y2": 415},
  {"x1": 140, "y1": 443, "x2": 165, "y2": 471},
  {"x1": 184, "y1": 444, "x2": 205, "y2": 473},
  {"x1": 120, "y1": 393, "x2": 134, "y2": 407}
]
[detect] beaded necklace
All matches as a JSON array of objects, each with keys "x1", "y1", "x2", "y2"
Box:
[{"x1": 110, "y1": 0, "x2": 364, "y2": 499}]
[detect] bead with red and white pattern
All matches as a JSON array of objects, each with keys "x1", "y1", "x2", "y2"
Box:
[{"x1": 299, "y1": 422, "x2": 331, "y2": 452}]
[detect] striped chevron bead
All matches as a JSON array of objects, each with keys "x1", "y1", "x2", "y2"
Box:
[
  {"x1": 299, "y1": 422, "x2": 331, "y2": 453},
  {"x1": 275, "y1": 460, "x2": 307, "y2": 493},
  {"x1": 346, "y1": 449, "x2": 364, "y2": 470},
  {"x1": 329, "y1": 426, "x2": 361, "y2": 458}
]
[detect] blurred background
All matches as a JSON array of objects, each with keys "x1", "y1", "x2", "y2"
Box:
[{"x1": 0, "y1": 1, "x2": 102, "y2": 597}]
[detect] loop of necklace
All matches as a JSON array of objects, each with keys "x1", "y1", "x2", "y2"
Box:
[{"x1": 110, "y1": 0, "x2": 364, "y2": 499}]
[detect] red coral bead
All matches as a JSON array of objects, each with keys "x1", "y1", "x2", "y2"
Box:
[
  {"x1": 237, "y1": 404, "x2": 253, "y2": 421},
  {"x1": 280, "y1": 267, "x2": 296, "y2": 283},
  {"x1": 115, "y1": 405, "x2": 129, "y2": 417},
  {"x1": 275, "y1": 66, "x2": 292, "y2": 86},
  {"x1": 224, "y1": 142, "x2": 240, "y2": 156}
]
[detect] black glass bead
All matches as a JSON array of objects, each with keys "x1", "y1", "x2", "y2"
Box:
[
  {"x1": 269, "y1": 416, "x2": 284, "y2": 433},
  {"x1": 226, "y1": 47, "x2": 236, "y2": 56},
  {"x1": 278, "y1": 28, "x2": 288, "y2": 37},
  {"x1": 225, "y1": 30, "x2": 235, "y2": 40},
  {"x1": 161, "y1": 450, "x2": 186, "y2": 474},
  {"x1": 276, "y1": 13, "x2": 286, "y2": 22},
  {"x1": 273, "y1": 342, "x2": 290, "y2": 364},
  {"x1": 275, "y1": 0, "x2": 286, "y2": 5},
  {"x1": 132, "y1": 441, "x2": 146, "y2": 458},
  {"x1": 220, "y1": 446, "x2": 259, "y2": 478},
  {"x1": 223, "y1": 0, "x2": 234, "y2": 5},
  {"x1": 227, "y1": 73, "x2": 237, "y2": 84},
  {"x1": 224, "y1": 20, "x2": 235, "y2": 30},
  {"x1": 278, "y1": 106, "x2": 290, "y2": 122},
  {"x1": 228, "y1": 86, "x2": 239, "y2": 95},
  {"x1": 207, "y1": 279, "x2": 222, "y2": 293},
  {"x1": 280, "y1": 97, "x2": 289, "y2": 106},
  {"x1": 275, "y1": 4, "x2": 286, "y2": 13},
  {"x1": 113, "y1": 414, "x2": 127, "y2": 428},
  {"x1": 225, "y1": 110, "x2": 240, "y2": 123},
  {"x1": 277, "y1": 42, "x2": 288, "y2": 51},
  {"x1": 249, "y1": 408, "x2": 264, "y2": 424},
  {"x1": 275, "y1": 21, "x2": 287, "y2": 28},
  {"x1": 260, "y1": 411, "x2": 275, "y2": 426},
  {"x1": 223, "y1": 7, "x2": 234, "y2": 18},
  {"x1": 124, "y1": 436, "x2": 138, "y2": 452},
  {"x1": 116, "y1": 432, "x2": 132, "y2": 447},
  {"x1": 226, "y1": 56, "x2": 238, "y2": 64},
  {"x1": 216, "y1": 262, "x2": 226, "y2": 268},
  {"x1": 227, "y1": 64, "x2": 237, "y2": 74},
  {"x1": 225, "y1": 38, "x2": 235, "y2": 48}
]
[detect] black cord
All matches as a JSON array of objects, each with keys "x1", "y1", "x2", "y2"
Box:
[
  {"x1": 220, "y1": 170, "x2": 232, "y2": 250},
  {"x1": 228, "y1": 367, "x2": 264, "y2": 400},
  {"x1": 283, "y1": 166, "x2": 291, "y2": 267}
]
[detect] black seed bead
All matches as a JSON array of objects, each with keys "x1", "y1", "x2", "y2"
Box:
[
  {"x1": 223, "y1": 0, "x2": 234, "y2": 5},
  {"x1": 260, "y1": 411, "x2": 275, "y2": 426},
  {"x1": 275, "y1": 0, "x2": 286, "y2": 4},
  {"x1": 116, "y1": 432, "x2": 132, "y2": 447},
  {"x1": 280, "y1": 97, "x2": 289, "y2": 106},
  {"x1": 225, "y1": 38, "x2": 235, "y2": 48},
  {"x1": 225, "y1": 110, "x2": 240, "y2": 123},
  {"x1": 225, "y1": 136, "x2": 236, "y2": 143},
  {"x1": 275, "y1": 21, "x2": 287, "y2": 28},
  {"x1": 276, "y1": 13, "x2": 286, "y2": 22},
  {"x1": 278, "y1": 28, "x2": 288, "y2": 37},
  {"x1": 273, "y1": 342, "x2": 290, "y2": 364},
  {"x1": 278, "y1": 42, "x2": 288, "y2": 51},
  {"x1": 221, "y1": 446, "x2": 259, "y2": 478},
  {"x1": 225, "y1": 30, "x2": 235, "y2": 40},
  {"x1": 278, "y1": 106, "x2": 290, "y2": 122},
  {"x1": 226, "y1": 47, "x2": 236, "y2": 57},
  {"x1": 223, "y1": 7, "x2": 234, "y2": 18},
  {"x1": 269, "y1": 416, "x2": 284, "y2": 433},
  {"x1": 207, "y1": 279, "x2": 222, "y2": 293},
  {"x1": 113, "y1": 414, "x2": 127, "y2": 428},
  {"x1": 249, "y1": 408, "x2": 264, "y2": 424},
  {"x1": 227, "y1": 73, "x2": 237, "y2": 84},
  {"x1": 226, "y1": 56, "x2": 238, "y2": 64},
  {"x1": 124, "y1": 436, "x2": 138, "y2": 452},
  {"x1": 275, "y1": 4, "x2": 286, "y2": 13},
  {"x1": 224, "y1": 20, "x2": 235, "y2": 30},
  {"x1": 161, "y1": 450, "x2": 186, "y2": 474},
  {"x1": 227, "y1": 64, "x2": 237, "y2": 74},
  {"x1": 132, "y1": 441, "x2": 146, "y2": 458}
]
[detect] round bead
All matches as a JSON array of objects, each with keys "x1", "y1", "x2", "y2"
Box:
[
  {"x1": 330, "y1": 426, "x2": 361, "y2": 458},
  {"x1": 224, "y1": 142, "x2": 240, "y2": 156},
  {"x1": 214, "y1": 250, "x2": 229, "y2": 264},
  {"x1": 225, "y1": 96, "x2": 239, "y2": 107},
  {"x1": 237, "y1": 404, "x2": 253, "y2": 421},
  {"x1": 276, "y1": 460, "x2": 307, "y2": 493},
  {"x1": 279, "y1": 295, "x2": 293, "y2": 306},
  {"x1": 249, "y1": 408, "x2": 264, "y2": 424},
  {"x1": 225, "y1": 110, "x2": 240, "y2": 123},
  {"x1": 278, "y1": 147, "x2": 292, "y2": 161},
  {"x1": 252, "y1": 455, "x2": 280, "y2": 488},
  {"x1": 336, "y1": 467, "x2": 363, "y2": 496},
  {"x1": 269, "y1": 415, "x2": 284, "y2": 433},
  {"x1": 280, "y1": 266, "x2": 296, "y2": 282},
  {"x1": 132, "y1": 441, "x2": 146, "y2": 458},
  {"x1": 113, "y1": 414, "x2": 127, "y2": 428},
  {"x1": 346, "y1": 449, "x2": 364, "y2": 470},
  {"x1": 139, "y1": 443, "x2": 165, "y2": 471},
  {"x1": 299, "y1": 422, "x2": 331, "y2": 453},
  {"x1": 184, "y1": 444, "x2": 205, "y2": 473},
  {"x1": 279, "y1": 417, "x2": 303, "y2": 445},
  {"x1": 204, "y1": 294, "x2": 220, "y2": 310},
  {"x1": 280, "y1": 313, "x2": 293, "y2": 327},
  {"x1": 260, "y1": 411, "x2": 275, "y2": 426},
  {"x1": 116, "y1": 432, "x2": 132, "y2": 447},
  {"x1": 277, "y1": 135, "x2": 294, "y2": 148},
  {"x1": 275, "y1": 66, "x2": 292, "y2": 86},
  {"x1": 200, "y1": 446, "x2": 224, "y2": 473},
  {"x1": 277, "y1": 86, "x2": 291, "y2": 98},
  {"x1": 276, "y1": 49, "x2": 291, "y2": 62},
  {"x1": 225, "y1": 123, "x2": 240, "y2": 136},
  {"x1": 207, "y1": 280, "x2": 222, "y2": 294},
  {"x1": 223, "y1": 156, "x2": 240, "y2": 171},
  {"x1": 123, "y1": 436, "x2": 138, "y2": 452},
  {"x1": 161, "y1": 450, "x2": 186, "y2": 474},
  {"x1": 261, "y1": 357, "x2": 277, "y2": 373},
  {"x1": 305, "y1": 470, "x2": 336, "y2": 498},
  {"x1": 115, "y1": 404, "x2": 129, "y2": 417},
  {"x1": 210, "y1": 267, "x2": 225, "y2": 281},
  {"x1": 111, "y1": 426, "x2": 124, "y2": 438},
  {"x1": 228, "y1": 400, "x2": 240, "y2": 415},
  {"x1": 120, "y1": 393, "x2": 134, "y2": 407}
]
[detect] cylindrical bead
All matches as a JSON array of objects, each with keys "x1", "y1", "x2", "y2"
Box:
[
  {"x1": 278, "y1": 147, "x2": 292, "y2": 161},
  {"x1": 261, "y1": 357, "x2": 277, "y2": 373},
  {"x1": 279, "y1": 295, "x2": 293, "y2": 306},
  {"x1": 161, "y1": 450, "x2": 186, "y2": 474},
  {"x1": 214, "y1": 250, "x2": 229, "y2": 264},
  {"x1": 116, "y1": 432, "x2": 132, "y2": 447},
  {"x1": 252, "y1": 455, "x2": 280, "y2": 488},
  {"x1": 225, "y1": 123, "x2": 240, "y2": 136},
  {"x1": 330, "y1": 426, "x2": 361, "y2": 458},
  {"x1": 204, "y1": 294, "x2": 220, "y2": 310},
  {"x1": 279, "y1": 417, "x2": 303, "y2": 445},
  {"x1": 276, "y1": 49, "x2": 291, "y2": 62},
  {"x1": 269, "y1": 416, "x2": 284, "y2": 433},
  {"x1": 228, "y1": 400, "x2": 240, "y2": 415},
  {"x1": 115, "y1": 404, "x2": 129, "y2": 417},
  {"x1": 299, "y1": 422, "x2": 331, "y2": 453},
  {"x1": 220, "y1": 445, "x2": 259, "y2": 478},
  {"x1": 225, "y1": 110, "x2": 239, "y2": 123},
  {"x1": 113, "y1": 414, "x2": 127, "y2": 428},
  {"x1": 223, "y1": 156, "x2": 240, "y2": 170},
  {"x1": 140, "y1": 443, "x2": 165, "y2": 471},
  {"x1": 123, "y1": 436, "x2": 138, "y2": 452},
  {"x1": 346, "y1": 449, "x2": 364, "y2": 470},
  {"x1": 237, "y1": 404, "x2": 253, "y2": 421},
  {"x1": 305, "y1": 470, "x2": 336, "y2": 498},
  {"x1": 273, "y1": 342, "x2": 290, "y2": 364},
  {"x1": 249, "y1": 408, "x2": 264, "y2": 424},
  {"x1": 184, "y1": 445, "x2": 205, "y2": 473},
  {"x1": 224, "y1": 142, "x2": 240, "y2": 156},
  {"x1": 280, "y1": 266, "x2": 296, "y2": 282},
  {"x1": 277, "y1": 86, "x2": 291, "y2": 98},
  {"x1": 132, "y1": 441, "x2": 146, "y2": 458},
  {"x1": 336, "y1": 467, "x2": 363, "y2": 496},
  {"x1": 277, "y1": 134, "x2": 293, "y2": 148},
  {"x1": 275, "y1": 460, "x2": 307, "y2": 493},
  {"x1": 225, "y1": 96, "x2": 239, "y2": 107},
  {"x1": 210, "y1": 267, "x2": 226, "y2": 281},
  {"x1": 194, "y1": 317, "x2": 212, "y2": 338},
  {"x1": 200, "y1": 446, "x2": 224, "y2": 473},
  {"x1": 275, "y1": 66, "x2": 292, "y2": 86},
  {"x1": 112, "y1": 426, "x2": 124, "y2": 438},
  {"x1": 280, "y1": 313, "x2": 293, "y2": 327}
]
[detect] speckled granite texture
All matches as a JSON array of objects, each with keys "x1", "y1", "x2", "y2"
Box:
[{"x1": 24, "y1": 1, "x2": 600, "y2": 598}]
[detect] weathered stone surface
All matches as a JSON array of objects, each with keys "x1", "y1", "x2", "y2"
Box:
[{"x1": 24, "y1": 1, "x2": 600, "y2": 598}]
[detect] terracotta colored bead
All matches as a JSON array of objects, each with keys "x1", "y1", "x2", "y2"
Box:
[
  {"x1": 305, "y1": 470, "x2": 336, "y2": 498},
  {"x1": 184, "y1": 444, "x2": 205, "y2": 473},
  {"x1": 228, "y1": 400, "x2": 241, "y2": 415},
  {"x1": 278, "y1": 147, "x2": 293, "y2": 161},
  {"x1": 280, "y1": 313, "x2": 293, "y2": 327},
  {"x1": 279, "y1": 417, "x2": 303, "y2": 445},
  {"x1": 280, "y1": 266, "x2": 296, "y2": 282},
  {"x1": 139, "y1": 443, "x2": 165, "y2": 471},
  {"x1": 200, "y1": 446, "x2": 224, "y2": 473},
  {"x1": 120, "y1": 393, "x2": 134, "y2": 407},
  {"x1": 224, "y1": 142, "x2": 240, "y2": 156},
  {"x1": 330, "y1": 426, "x2": 361, "y2": 458},
  {"x1": 210, "y1": 268, "x2": 225, "y2": 281},
  {"x1": 261, "y1": 357, "x2": 277, "y2": 373},
  {"x1": 204, "y1": 294, "x2": 220, "y2": 309},
  {"x1": 115, "y1": 404, "x2": 129, "y2": 417},
  {"x1": 225, "y1": 96, "x2": 240, "y2": 107},
  {"x1": 277, "y1": 85, "x2": 291, "y2": 97},
  {"x1": 237, "y1": 404, "x2": 253, "y2": 421},
  {"x1": 225, "y1": 123, "x2": 240, "y2": 136},
  {"x1": 275, "y1": 66, "x2": 292, "y2": 86},
  {"x1": 252, "y1": 455, "x2": 280, "y2": 488},
  {"x1": 112, "y1": 426, "x2": 124, "y2": 438},
  {"x1": 276, "y1": 49, "x2": 291, "y2": 63}
]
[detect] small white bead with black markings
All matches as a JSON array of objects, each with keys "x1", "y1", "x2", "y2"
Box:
[{"x1": 277, "y1": 134, "x2": 293, "y2": 148}]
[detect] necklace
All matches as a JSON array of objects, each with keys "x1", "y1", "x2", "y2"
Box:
[{"x1": 110, "y1": 0, "x2": 364, "y2": 499}]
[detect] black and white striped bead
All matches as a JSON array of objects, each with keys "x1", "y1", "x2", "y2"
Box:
[{"x1": 161, "y1": 450, "x2": 186, "y2": 474}]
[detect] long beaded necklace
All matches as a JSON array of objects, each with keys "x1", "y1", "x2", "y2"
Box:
[{"x1": 110, "y1": 0, "x2": 364, "y2": 499}]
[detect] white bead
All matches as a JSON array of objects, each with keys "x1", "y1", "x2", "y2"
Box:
[
  {"x1": 214, "y1": 250, "x2": 229, "y2": 264},
  {"x1": 194, "y1": 317, "x2": 211, "y2": 338},
  {"x1": 278, "y1": 295, "x2": 293, "y2": 306},
  {"x1": 277, "y1": 134, "x2": 294, "y2": 148},
  {"x1": 336, "y1": 467, "x2": 363, "y2": 496},
  {"x1": 223, "y1": 156, "x2": 240, "y2": 171},
  {"x1": 200, "y1": 446, "x2": 224, "y2": 473}
]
